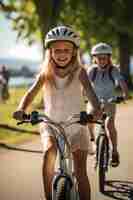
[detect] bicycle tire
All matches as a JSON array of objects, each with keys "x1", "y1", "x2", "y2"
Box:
[
  {"x1": 55, "y1": 176, "x2": 72, "y2": 200},
  {"x1": 97, "y1": 136, "x2": 109, "y2": 193}
]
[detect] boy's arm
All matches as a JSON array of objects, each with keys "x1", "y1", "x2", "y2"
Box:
[
  {"x1": 79, "y1": 67, "x2": 101, "y2": 115},
  {"x1": 119, "y1": 79, "x2": 129, "y2": 100},
  {"x1": 17, "y1": 74, "x2": 44, "y2": 111},
  {"x1": 112, "y1": 67, "x2": 129, "y2": 99}
]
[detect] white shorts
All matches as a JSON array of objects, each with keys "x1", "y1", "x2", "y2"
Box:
[{"x1": 40, "y1": 123, "x2": 91, "y2": 152}]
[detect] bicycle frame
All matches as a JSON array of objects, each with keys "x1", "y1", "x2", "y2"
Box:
[
  {"x1": 51, "y1": 129, "x2": 79, "y2": 200},
  {"x1": 95, "y1": 114, "x2": 110, "y2": 169},
  {"x1": 95, "y1": 113, "x2": 110, "y2": 193}
]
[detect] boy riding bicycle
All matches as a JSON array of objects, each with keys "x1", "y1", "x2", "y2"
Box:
[{"x1": 86, "y1": 42, "x2": 128, "y2": 167}]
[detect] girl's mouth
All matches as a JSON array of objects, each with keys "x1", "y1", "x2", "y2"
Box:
[
  {"x1": 57, "y1": 58, "x2": 68, "y2": 62},
  {"x1": 56, "y1": 65, "x2": 69, "y2": 69}
]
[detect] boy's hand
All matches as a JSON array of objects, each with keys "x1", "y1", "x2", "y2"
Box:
[
  {"x1": 123, "y1": 94, "x2": 132, "y2": 101},
  {"x1": 89, "y1": 109, "x2": 102, "y2": 121},
  {"x1": 13, "y1": 110, "x2": 26, "y2": 121}
]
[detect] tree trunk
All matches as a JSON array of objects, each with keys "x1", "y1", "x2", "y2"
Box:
[
  {"x1": 33, "y1": 0, "x2": 63, "y2": 51},
  {"x1": 118, "y1": 33, "x2": 133, "y2": 89}
]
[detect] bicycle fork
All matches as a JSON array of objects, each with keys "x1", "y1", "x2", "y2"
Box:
[{"x1": 51, "y1": 136, "x2": 79, "y2": 199}]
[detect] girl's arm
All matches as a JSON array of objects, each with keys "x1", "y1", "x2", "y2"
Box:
[
  {"x1": 17, "y1": 74, "x2": 44, "y2": 111},
  {"x1": 79, "y1": 67, "x2": 101, "y2": 114}
]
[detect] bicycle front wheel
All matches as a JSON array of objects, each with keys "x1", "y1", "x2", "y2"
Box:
[
  {"x1": 55, "y1": 176, "x2": 72, "y2": 200},
  {"x1": 97, "y1": 136, "x2": 109, "y2": 193}
]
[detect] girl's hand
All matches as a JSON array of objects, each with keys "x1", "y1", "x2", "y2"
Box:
[{"x1": 13, "y1": 110, "x2": 26, "y2": 121}]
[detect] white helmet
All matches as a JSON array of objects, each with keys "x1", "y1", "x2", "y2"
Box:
[
  {"x1": 45, "y1": 25, "x2": 80, "y2": 48},
  {"x1": 91, "y1": 43, "x2": 112, "y2": 55}
]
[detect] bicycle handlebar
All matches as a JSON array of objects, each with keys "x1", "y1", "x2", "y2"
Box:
[
  {"x1": 100, "y1": 96, "x2": 125, "y2": 104},
  {"x1": 85, "y1": 95, "x2": 126, "y2": 104},
  {"x1": 16, "y1": 111, "x2": 96, "y2": 126}
]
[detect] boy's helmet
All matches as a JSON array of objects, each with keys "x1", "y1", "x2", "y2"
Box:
[
  {"x1": 91, "y1": 43, "x2": 112, "y2": 55},
  {"x1": 45, "y1": 26, "x2": 80, "y2": 48}
]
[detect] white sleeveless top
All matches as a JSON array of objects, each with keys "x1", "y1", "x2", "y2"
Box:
[{"x1": 43, "y1": 69, "x2": 83, "y2": 122}]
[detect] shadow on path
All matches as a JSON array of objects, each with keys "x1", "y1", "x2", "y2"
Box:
[
  {"x1": 0, "y1": 142, "x2": 43, "y2": 153},
  {"x1": 102, "y1": 180, "x2": 133, "y2": 200},
  {"x1": 0, "y1": 123, "x2": 39, "y2": 134}
]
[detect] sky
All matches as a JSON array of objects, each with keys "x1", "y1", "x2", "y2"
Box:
[{"x1": 0, "y1": 13, "x2": 42, "y2": 61}]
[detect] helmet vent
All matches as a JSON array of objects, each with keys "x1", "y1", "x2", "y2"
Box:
[
  {"x1": 47, "y1": 34, "x2": 53, "y2": 39},
  {"x1": 52, "y1": 31, "x2": 56, "y2": 36},
  {"x1": 56, "y1": 29, "x2": 60, "y2": 36},
  {"x1": 63, "y1": 28, "x2": 68, "y2": 35},
  {"x1": 67, "y1": 31, "x2": 73, "y2": 36},
  {"x1": 101, "y1": 45, "x2": 107, "y2": 49}
]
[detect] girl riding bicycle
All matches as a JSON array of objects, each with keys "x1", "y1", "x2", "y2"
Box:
[
  {"x1": 13, "y1": 26, "x2": 101, "y2": 200},
  {"x1": 86, "y1": 42, "x2": 128, "y2": 167}
]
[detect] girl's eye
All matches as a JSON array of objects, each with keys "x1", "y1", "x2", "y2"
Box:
[{"x1": 53, "y1": 49, "x2": 73, "y2": 54}]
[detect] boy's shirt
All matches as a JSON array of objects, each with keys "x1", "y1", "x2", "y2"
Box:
[{"x1": 87, "y1": 64, "x2": 123, "y2": 100}]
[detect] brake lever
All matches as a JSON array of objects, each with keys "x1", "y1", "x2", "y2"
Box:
[
  {"x1": 31, "y1": 119, "x2": 43, "y2": 125},
  {"x1": 17, "y1": 120, "x2": 30, "y2": 125}
]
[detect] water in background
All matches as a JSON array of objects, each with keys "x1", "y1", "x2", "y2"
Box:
[{"x1": 9, "y1": 76, "x2": 35, "y2": 87}]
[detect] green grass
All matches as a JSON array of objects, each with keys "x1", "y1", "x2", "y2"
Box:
[
  {"x1": 129, "y1": 89, "x2": 133, "y2": 98},
  {"x1": 0, "y1": 86, "x2": 42, "y2": 144}
]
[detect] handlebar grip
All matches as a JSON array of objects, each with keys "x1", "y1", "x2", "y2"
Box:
[
  {"x1": 116, "y1": 96, "x2": 124, "y2": 103},
  {"x1": 16, "y1": 111, "x2": 42, "y2": 126},
  {"x1": 108, "y1": 96, "x2": 124, "y2": 104},
  {"x1": 22, "y1": 113, "x2": 30, "y2": 120},
  {"x1": 102, "y1": 112, "x2": 107, "y2": 120},
  {"x1": 80, "y1": 111, "x2": 93, "y2": 125},
  {"x1": 30, "y1": 111, "x2": 40, "y2": 125}
]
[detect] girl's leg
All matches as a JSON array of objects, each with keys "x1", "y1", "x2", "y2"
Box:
[
  {"x1": 87, "y1": 124, "x2": 96, "y2": 155},
  {"x1": 42, "y1": 136, "x2": 57, "y2": 200},
  {"x1": 88, "y1": 123, "x2": 95, "y2": 141},
  {"x1": 73, "y1": 150, "x2": 91, "y2": 200}
]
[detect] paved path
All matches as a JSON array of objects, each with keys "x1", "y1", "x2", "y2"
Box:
[{"x1": 0, "y1": 101, "x2": 133, "y2": 200}]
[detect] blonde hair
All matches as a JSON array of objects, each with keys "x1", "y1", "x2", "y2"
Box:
[{"x1": 38, "y1": 47, "x2": 83, "y2": 88}]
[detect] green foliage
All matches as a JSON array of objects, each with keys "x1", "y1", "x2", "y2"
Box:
[
  {"x1": 2, "y1": 0, "x2": 41, "y2": 44},
  {"x1": 0, "y1": 86, "x2": 42, "y2": 144}
]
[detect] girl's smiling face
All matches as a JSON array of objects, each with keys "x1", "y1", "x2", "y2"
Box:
[{"x1": 50, "y1": 41, "x2": 74, "y2": 68}]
